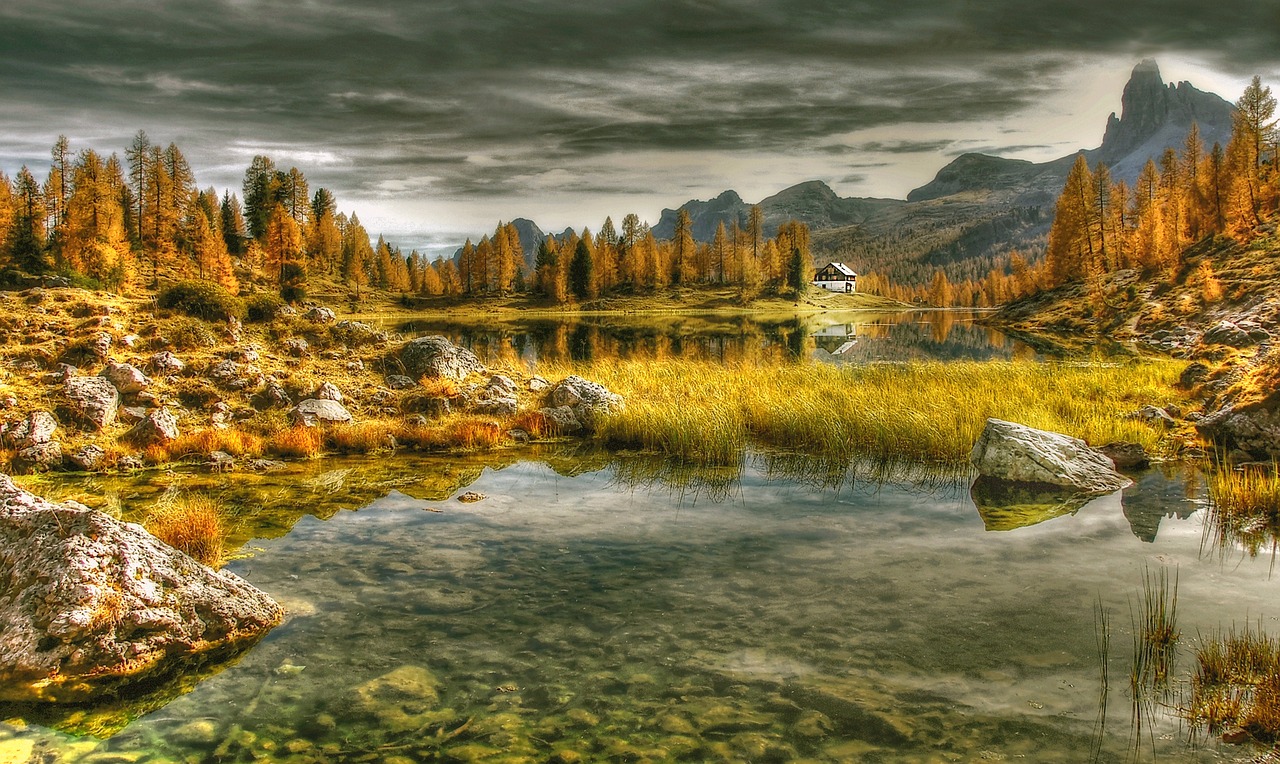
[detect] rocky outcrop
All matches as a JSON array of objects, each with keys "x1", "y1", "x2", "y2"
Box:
[
  {"x1": 1196, "y1": 404, "x2": 1280, "y2": 460},
  {"x1": 970, "y1": 418, "x2": 1132, "y2": 494},
  {"x1": 100, "y1": 362, "x2": 151, "y2": 395},
  {"x1": 400, "y1": 336, "x2": 486, "y2": 381},
  {"x1": 126, "y1": 408, "x2": 181, "y2": 446},
  {"x1": 0, "y1": 476, "x2": 283, "y2": 703},
  {"x1": 546, "y1": 375, "x2": 624, "y2": 431},
  {"x1": 62, "y1": 376, "x2": 120, "y2": 431},
  {"x1": 291, "y1": 399, "x2": 353, "y2": 427},
  {"x1": 305, "y1": 306, "x2": 336, "y2": 324}
]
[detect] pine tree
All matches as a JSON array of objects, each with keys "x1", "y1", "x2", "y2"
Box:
[
  {"x1": 5, "y1": 167, "x2": 48, "y2": 273},
  {"x1": 125, "y1": 130, "x2": 151, "y2": 245},
  {"x1": 241, "y1": 155, "x2": 278, "y2": 240},
  {"x1": 672, "y1": 208, "x2": 694, "y2": 285},
  {"x1": 220, "y1": 192, "x2": 246, "y2": 255},
  {"x1": 570, "y1": 231, "x2": 595, "y2": 300}
]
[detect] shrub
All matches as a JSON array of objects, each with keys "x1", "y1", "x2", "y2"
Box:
[
  {"x1": 167, "y1": 317, "x2": 218, "y2": 350},
  {"x1": 157, "y1": 280, "x2": 246, "y2": 322},
  {"x1": 145, "y1": 494, "x2": 229, "y2": 567},
  {"x1": 244, "y1": 293, "x2": 286, "y2": 323}
]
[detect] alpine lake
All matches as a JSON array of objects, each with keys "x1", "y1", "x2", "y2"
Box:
[{"x1": 1, "y1": 311, "x2": 1274, "y2": 764}]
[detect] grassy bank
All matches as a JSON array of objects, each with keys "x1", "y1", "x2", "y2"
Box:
[{"x1": 538, "y1": 358, "x2": 1191, "y2": 469}]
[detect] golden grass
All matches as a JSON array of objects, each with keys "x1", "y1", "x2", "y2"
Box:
[
  {"x1": 511, "y1": 410, "x2": 554, "y2": 438},
  {"x1": 144, "y1": 494, "x2": 229, "y2": 567},
  {"x1": 1207, "y1": 465, "x2": 1280, "y2": 556},
  {"x1": 419, "y1": 376, "x2": 463, "y2": 398},
  {"x1": 328, "y1": 421, "x2": 397, "y2": 454},
  {"x1": 537, "y1": 358, "x2": 1188, "y2": 468},
  {"x1": 266, "y1": 425, "x2": 325, "y2": 459},
  {"x1": 1190, "y1": 623, "x2": 1280, "y2": 743},
  {"x1": 163, "y1": 428, "x2": 267, "y2": 460},
  {"x1": 450, "y1": 418, "x2": 505, "y2": 449}
]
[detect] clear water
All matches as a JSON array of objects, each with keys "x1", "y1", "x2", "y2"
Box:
[
  {"x1": 2, "y1": 452, "x2": 1273, "y2": 763},
  {"x1": 393, "y1": 310, "x2": 1038, "y2": 365}
]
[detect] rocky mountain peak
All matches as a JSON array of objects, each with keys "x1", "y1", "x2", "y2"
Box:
[{"x1": 1099, "y1": 59, "x2": 1234, "y2": 163}]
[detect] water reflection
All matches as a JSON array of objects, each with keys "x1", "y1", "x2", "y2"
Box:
[{"x1": 395, "y1": 310, "x2": 1035, "y2": 365}]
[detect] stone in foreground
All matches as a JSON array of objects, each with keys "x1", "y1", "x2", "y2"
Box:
[
  {"x1": 970, "y1": 418, "x2": 1132, "y2": 494},
  {"x1": 0, "y1": 476, "x2": 283, "y2": 703},
  {"x1": 546, "y1": 375, "x2": 624, "y2": 431},
  {"x1": 400, "y1": 335, "x2": 486, "y2": 381}
]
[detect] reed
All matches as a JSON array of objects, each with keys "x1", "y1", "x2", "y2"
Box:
[
  {"x1": 539, "y1": 358, "x2": 1187, "y2": 469},
  {"x1": 144, "y1": 493, "x2": 229, "y2": 567},
  {"x1": 1190, "y1": 622, "x2": 1280, "y2": 743},
  {"x1": 327, "y1": 421, "x2": 398, "y2": 454},
  {"x1": 1207, "y1": 464, "x2": 1280, "y2": 556}
]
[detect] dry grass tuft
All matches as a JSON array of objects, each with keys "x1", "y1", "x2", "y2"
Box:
[
  {"x1": 145, "y1": 494, "x2": 229, "y2": 567},
  {"x1": 450, "y1": 417, "x2": 505, "y2": 449},
  {"x1": 511, "y1": 410, "x2": 554, "y2": 438},
  {"x1": 1190, "y1": 623, "x2": 1280, "y2": 743},
  {"x1": 267, "y1": 425, "x2": 325, "y2": 459},
  {"x1": 328, "y1": 421, "x2": 397, "y2": 454}
]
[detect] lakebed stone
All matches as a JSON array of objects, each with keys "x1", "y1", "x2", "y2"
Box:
[
  {"x1": 0, "y1": 476, "x2": 283, "y2": 703},
  {"x1": 970, "y1": 418, "x2": 1131, "y2": 494}
]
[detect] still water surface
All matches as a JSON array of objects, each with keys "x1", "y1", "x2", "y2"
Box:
[{"x1": 1, "y1": 451, "x2": 1273, "y2": 763}]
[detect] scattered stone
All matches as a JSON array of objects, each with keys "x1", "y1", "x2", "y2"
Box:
[
  {"x1": 305, "y1": 306, "x2": 336, "y2": 324},
  {"x1": 149, "y1": 351, "x2": 184, "y2": 375},
  {"x1": 400, "y1": 335, "x2": 486, "y2": 381},
  {"x1": 538, "y1": 405, "x2": 581, "y2": 434},
  {"x1": 386, "y1": 374, "x2": 416, "y2": 390},
  {"x1": 235, "y1": 348, "x2": 260, "y2": 364},
  {"x1": 457, "y1": 491, "x2": 486, "y2": 503},
  {"x1": 291, "y1": 399, "x2": 353, "y2": 427},
  {"x1": 209, "y1": 451, "x2": 236, "y2": 472},
  {"x1": 1132, "y1": 405, "x2": 1176, "y2": 429},
  {"x1": 474, "y1": 374, "x2": 519, "y2": 417},
  {"x1": 1098, "y1": 442, "x2": 1150, "y2": 470},
  {"x1": 4, "y1": 410, "x2": 58, "y2": 449},
  {"x1": 14, "y1": 441, "x2": 62, "y2": 473},
  {"x1": 528, "y1": 375, "x2": 550, "y2": 393},
  {"x1": 66, "y1": 444, "x2": 106, "y2": 472},
  {"x1": 45, "y1": 363, "x2": 78, "y2": 385},
  {"x1": 100, "y1": 362, "x2": 150, "y2": 395},
  {"x1": 0, "y1": 475, "x2": 283, "y2": 703},
  {"x1": 116, "y1": 455, "x2": 144, "y2": 471},
  {"x1": 246, "y1": 458, "x2": 286, "y2": 472},
  {"x1": 404, "y1": 414, "x2": 429, "y2": 427},
  {"x1": 545, "y1": 376, "x2": 624, "y2": 431},
  {"x1": 120, "y1": 334, "x2": 140, "y2": 349},
  {"x1": 63, "y1": 376, "x2": 120, "y2": 430},
  {"x1": 1197, "y1": 404, "x2": 1280, "y2": 461},
  {"x1": 312, "y1": 381, "x2": 343, "y2": 403},
  {"x1": 126, "y1": 407, "x2": 180, "y2": 446},
  {"x1": 508, "y1": 428, "x2": 530, "y2": 443},
  {"x1": 350, "y1": 665, "x2": 441, "y2": 733},
  {"x1": 332, "y1": 320, "x2": 380, "y2": 346},
  {"x1": 208, "y1": 360, "x2": 263, "y2": 391},
  {"x1": 252, "y1": 383, "x2": 293, "y2": 411},
  {"x1": 283, "y1": 338, "x2": 310, "y2": 357},
  {"x1": 345, "y1": 360, "x2": 364, "y2": 373},
  {"x1": 970, "y1": 418, "x2": 1132, "y2": 494},
  {"x1": 88, "y1": 331, "x2": 112, "y2": 358}
]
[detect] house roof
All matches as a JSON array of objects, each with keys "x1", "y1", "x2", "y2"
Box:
[{"x1": 819, "y1": 262, "x2": 857, "y2": 277}]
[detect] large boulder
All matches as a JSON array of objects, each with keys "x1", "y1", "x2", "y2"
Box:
[
  {"x1": 400, "y1": 336, "x2": 485, "y2": 381},
  {"x1": 62, "y1": 376, "x2": 120, "y2": 431},
  {"x1": 3, "y1": 410, "x2": 58, "y2": 449},
  {"x1": 970, "y1": 418, "x2": 1132, "y2": 494},
  {"x1": 473, "y1": 374, "x2": 518, "y2": 417},
  {"x1": 1196, "y1": 404, "x2": 1280, "y2": 460},
  {"x1": 0, "y1": 476, "x2": 283, "y2": 703},
  {"x1": 546, "y1": 375, "x2": 624, "y2": 431},
  {"x1": 100, "y1": 362, "x2": 151, "y2": 395},
  {"x1": 126, "y1": 408, "x2": 181, "y2": 447},
  {"x1": 13, "y1": 442, "x2": 62, "y2": 473},
  {"x1": 291, "y1": 398, "x2": 353, "y2": 427}
]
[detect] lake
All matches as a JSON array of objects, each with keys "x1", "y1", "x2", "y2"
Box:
[{"x1": 0, "y1": 449, "x2": 1272, "y2": 763}]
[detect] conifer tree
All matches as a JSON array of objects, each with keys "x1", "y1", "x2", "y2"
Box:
[
  {"x1": 5, "y1": 167, "x2": 48, "y2": 273},
  {"x1": 672, "y1": 208, "x2": 694, "y2": 285}
]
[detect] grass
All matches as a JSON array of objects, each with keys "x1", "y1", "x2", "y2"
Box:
[
  {"x1": 1207, "y1": 464, "x2": 1280, "y2": 557},
  {"x1": 536, "y1": 357, "x2": 1188, "y2": 469},
  {"x1": 1128, "y1": 566, "x2": 1180, "y2": 759},
  {"x1": 144, "y1": 493, "x2": 230, "y2": 567},
  {"x1": 266, "y1": 425, "x2": 325, "y2": 459},
  {"x1": 1190, "y1": 623, "x2": 1280, "y2": 744}
]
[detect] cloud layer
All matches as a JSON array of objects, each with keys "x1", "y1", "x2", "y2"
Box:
[{"x1": 2, "y1": 0, "x2": 1277, "y2": 250}]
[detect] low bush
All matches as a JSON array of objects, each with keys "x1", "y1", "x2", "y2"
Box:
[
  {"x1": 244, "y1": 293, "x2": 286, "y2": 323},
  {"x1": 157, "y1": 280, "x2": 246, "y2": 322}
]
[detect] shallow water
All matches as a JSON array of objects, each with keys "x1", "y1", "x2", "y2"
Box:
[{"x1": 2, "y1": 453, "x2": 1274, "y2": 763}]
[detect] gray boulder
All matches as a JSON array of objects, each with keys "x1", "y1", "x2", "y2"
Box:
[
  {"x1": 63, "y1": 376, "x2": 120, "y2": 431},
  {"x1": 3, "y1": 410, "x2": 58, "y2": 449},
  {"x1": 1203, "y1": 320, "x2": 1253, "y2": 347},
  {"x1": 1132, "y1": 405, "x2": 1176, "y2": 429},
  {"x1": 538, "y1": 405, "x2": 582, "y2": 434},
  {"x1": 0, "y1": 476, "x2": 283, "y2": 703},
  {"x1": 66, "y1": 444, "x2": 106, "y2": 472},
  {"x1": 149, "y1": 351, "x2": 185, "y2": 375},
  {"x1": 312, "y1": 381, "x2": 344, "y2": 403},
  {"x1": 100, "y1": 362, "x2": 151, "y2": 395},
  {"x1": 1196, "y1": 404, "x2": 1280, "y2": 460},
  {"x1": 546, "y1": 375, "x2": 624, "y2": 431},
  {"x1": 386, "y1": 374, "x2": 416, "y2": 390},
  {"x1": 970, "y1": 418, "x2": 1132, "y2": 494},
  {"x1": 474, "y1": 375, "x2": 519, "y2": 417},
  {"x1": 252, "y1": 383, "x2": 293, "y2": 411},
  {"x1": 13, "y1": 442, "x2": 62, "y2": 473},
  {"x1": 126, "y1": 408, "x2": 180, "y2": 447},
  {"x1": 400, "y1": 336, "x2": 485, "y2": 381},
  {"x1": 283, "y1": 338, "x2": 310, "y2": 357},
  {"x1": 291, "y1": 398, "x2": 353, "y2": 427},
  {"x1": 208, "y1": 360, "x2": 263, "y2": 391},
  {"x1": 305, "y1": 306, "x2": 337, "y2": 324}
]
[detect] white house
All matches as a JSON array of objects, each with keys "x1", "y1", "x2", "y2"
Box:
[{"x1": 812, "y1": 262, "x2": 857, "y2": 293}]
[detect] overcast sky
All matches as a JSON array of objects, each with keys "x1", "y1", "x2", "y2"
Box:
[{"x1": 3, "y1": 1, "x2": 1278, "y2": 256}]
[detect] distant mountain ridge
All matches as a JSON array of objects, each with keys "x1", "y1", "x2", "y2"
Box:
[{"x1": 454, "y1": 60, "x2": 1236, "y2": 286}]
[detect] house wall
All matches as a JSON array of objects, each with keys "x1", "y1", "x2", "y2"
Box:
[{"x1": 813, "y1": 280, "x2": 856, "y2": 293}]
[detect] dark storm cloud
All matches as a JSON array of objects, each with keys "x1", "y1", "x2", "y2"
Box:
[{"x1": 1, "y1": 0, "x2": 1277, "y2": 228}]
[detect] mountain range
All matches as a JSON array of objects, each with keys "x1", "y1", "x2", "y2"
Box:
[{"x1": 459, "y1": 60, "x2": 1236, "y2": 286}]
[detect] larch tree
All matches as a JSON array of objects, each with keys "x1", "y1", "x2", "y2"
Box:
[
  {"x1": 672, "y1": 208, "x2": 695, "y2": 285},
  {"x1": 263, "y1": 203, "x2": 304, "y2": 298}
]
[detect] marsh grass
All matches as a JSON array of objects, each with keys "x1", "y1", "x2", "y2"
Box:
[
  {"x1": 327, "y1": 421, "x2": 397, "y2": 454},
  {"x1": 1207, "y1": 464, "x2": 1280, "y2": 558},
  {"x1": 144, "y1": 493, "x2": 229, "y2": 567},
  {"x1": 1190, "y1": 623, "x2": 1280, "y2": 744},
  {"x1": 163, "y1": 428, "x2": 267, "y2": 460},
  {"x1": 267, "y1": 425, "x2": 325, "y2": 459},
  {"x1": 541, "y1": 358, "x2": 1186, "y2": 469},
  {"x1": 1092, "y1": 597, "x2": 1112, "y2": 764}
]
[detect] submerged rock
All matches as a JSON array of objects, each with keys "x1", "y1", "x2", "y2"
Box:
[
  {"x1": 400, "y1": 335, "x2": 486, "y2": 381},
  {"x1": 970, "y1": 418, "x2": 1131, "y2": 494},
  {"x1": 0, "y1": 476, "x2": 283, "y2": 703}
]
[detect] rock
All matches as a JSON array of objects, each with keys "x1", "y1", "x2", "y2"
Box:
[
  {"x1": 118, "y1": 405, "x2": 148, "y2": 425},
  {"x1": 116, "y1": 455, "x2": 144, "y2": 471},
  {"x1": 1098, "y1": 442, "x2": 1150, "y2": 470},
  {"x1": 291, "y1": 399, "x2": 353, "y2": 427},
  {"x1": 234, "y1": 348, "x2": 260, "y2": 363},
  {"x1": 970, "y1": 418, "x2": 1132, "y2": 494},
  {"x1": 67, "y1": 445, "x2": 107, "y2": 472},
  {"x1": 88, "y1": 332, "x2": 112, "y2": 358},
  {"x1": 208, "y1": 360, "x2": 263, "y2": 391},
  {"x1": 148, "y1": 351, "x2": 184, "y2": 375},
  {"x1": 538, "y1": 405, "x2": 582, "y2": 434},
  {"x1": 332, "y1": 320, "x2": 379, "y2": 346},
  {"x1": 546, "y1": 376, "x2": 624, "y2": 431},
  {"x1": 305, "y1": 306, "x2": 336, "y2": 324},
  {"x1": 345, "y1": 360, "x2": 364, "y2": 373},
  {"x1": 1132, "y1": 405, "x2": 1176, "y2": 428},
  {"x1": 1197, "y1": 404, "x2": 1280, "y2": 460},
  {"x1": 386, "y1": 374, "x2": 416, "y2": 390},
  {"x1": 209, "y1": 451, "x2": 236, "y2": 472},
  {"x1": 45, "y1": 363, "x2": 78, "y2": 385},
  {"x1": 100, "y1": 362, "x2": 150, "y2": 395},
  {"x1": 246, "y1": 458, "x2": 286, "y2": 472},
  {"x1": 3, "y1": 410, "x2": 58, "y2": 449},
  {"x1": 474, "y1": 375, "x2": 519, "y2": 417},
  {"x1": 312, "y1": 381, "x2": 343, "y2": 403},
  {"x1": 528, "y1": 375, "x2": 550, "y2": 393},
  {"x1": 63, "y1": 376, "x2": 120, "y2": 431},
  {"x1": 0, "y1": 475, "x2": 283, "y2": 702},
  {"x1": 120, "y1": 334, "x2": 140, "y2": 349},
  {"x1": 251, "y1": 383, "x2": 292, "y2": 411},
  {"x1": 14, "y1": 441, "x2": 62, "y2": 473},
  {"x1": 1203, "y1": 320, "x2": 1254, "y2": 347},
  {"x1": 457, "y1": 491, "x2": 486, "y2": 503},
  {"x1": 283, "y1": 338, "x2": 310, "y2": 357},
  {"x1": 400, "y1": 335, "x2": 486, "y2": 381},
  {"x1": 126, "y1": 408, "x2": 180, "y2": 446}
]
